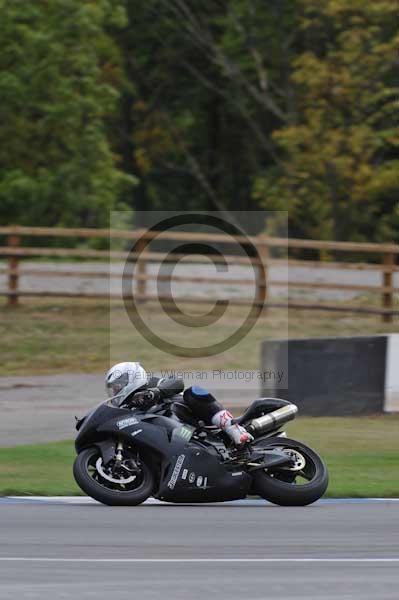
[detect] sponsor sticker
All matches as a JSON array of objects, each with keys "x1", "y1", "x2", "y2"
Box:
[
  {"x1": 196, "y1": 476, "x2": 203, "y2": 488},
  {"x1": 188, "y1": 472, "x2": 196, "y2": 484},
  {"x1": 131, "y1": 429, "x2": 142, "y2": 438},
  {"x1": 181, "y1": 469, "x2": 188, "y2": 481},
  {"x1": 167, "y1": 455, "x2": 186, "y2": 490},
  {"x1": 177, "y1": 426, "x2": 193, "y2": 441},
  {"x1": 117, "y1": 417, "x2": 139, "y2": 429}
]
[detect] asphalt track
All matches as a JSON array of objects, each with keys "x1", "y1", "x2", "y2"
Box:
[{"x1": 0, "y1": 498, "x2": 398, "y2": 600}]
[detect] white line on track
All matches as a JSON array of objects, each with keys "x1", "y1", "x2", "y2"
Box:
[
  {"x1": 3, "y1": 497, "x2": 399, "y2": 505},
  {"x1": 0, "y1": 558, "x2": 398, "y2": 563}
]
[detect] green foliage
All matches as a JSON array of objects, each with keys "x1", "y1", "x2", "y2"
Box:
[
  {"x1": 0, "y1": 0, "x2": 397, "y2": 241},
  {"x1": 0, "y1": 0, "x2": 135, "y2": 228},
  {"x1": 108, "y1": 1, "x2": 301, "y2": 233},
  {"x1": 255, "y1": 0, "x2": 399, "y2": 242}
]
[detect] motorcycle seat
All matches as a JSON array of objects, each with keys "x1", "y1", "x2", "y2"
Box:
[{"x1": 234, "y1": 398, "x2": 291, "y2": 426}]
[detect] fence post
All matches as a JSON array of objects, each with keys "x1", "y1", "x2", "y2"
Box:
[
  {"x1": 7, "y1": 232, "x2": 20, "y2": 307},
  {"x1": 256, "y1": 236, "x2": 269, "y2": 313},
  {"x1": 382, "y1": 252, "x2": 394, "y2": 323},
  {"x1": 135, "y1": 236, "x2": 148, "y2": 302}
]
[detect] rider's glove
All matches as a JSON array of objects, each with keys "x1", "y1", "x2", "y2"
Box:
[{"x1": 132, "y1": 389, "x2": 159, "y2": 409}]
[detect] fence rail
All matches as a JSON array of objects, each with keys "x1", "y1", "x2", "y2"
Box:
[{"x1": 0, "y1": 226, "x2": 398, "y2": 322}]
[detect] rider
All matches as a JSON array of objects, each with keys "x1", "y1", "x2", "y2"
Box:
[{"x1": 105, "y1": 361, "x2": 253, "y2": 446}]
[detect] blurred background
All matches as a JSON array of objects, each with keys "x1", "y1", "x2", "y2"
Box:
[
  {"x1": 0, "y1": 0, "x2": 398, "y2": 498},
  {"x1": 1, "y1": 0, "x2": 398, "y2": 236}
]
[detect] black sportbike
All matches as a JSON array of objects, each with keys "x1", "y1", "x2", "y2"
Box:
[{"x1": 73, "y1": 380, "x2": 328, "y2": 506}]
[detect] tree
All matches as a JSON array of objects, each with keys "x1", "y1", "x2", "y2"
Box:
[
  {"x1": 0, "y1": 0, "x2": 135, "y2": 228},
  {"x1": 2, "y1": 0, "x2": 397, "y2": 243},
  {"x1": 255, "y1": 0, "x2": 399, "y2": 243},
  {"x1": 114, "y1": 0, "x2": 298, "y2": 232}
]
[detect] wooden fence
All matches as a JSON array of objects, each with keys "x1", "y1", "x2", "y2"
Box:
[{"x1": 0, "y1": 225, "x2": 398, "y2": 322}]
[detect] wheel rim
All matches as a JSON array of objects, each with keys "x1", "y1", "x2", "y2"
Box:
[
  {"x1": 86, "y1": 451, "x2": 147, "y2": 493},
  {"x1": 260, "y1": 444, "x2": 319, "y2": 486}
]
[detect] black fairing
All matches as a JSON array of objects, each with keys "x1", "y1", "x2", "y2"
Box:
[
  {"x1": 74, "y1": 401, "x2": 252, "y2": 503},
  {"x1": 75, "y1": 403, "x2": 129, "y2": 449},
  {"x1": 157, "y1": 444, "x2": 251, "y2": 503}
]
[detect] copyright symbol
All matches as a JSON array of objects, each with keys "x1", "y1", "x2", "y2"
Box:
[{"x1": 122, "y1": 213, "x2": 264, "y2": 358}]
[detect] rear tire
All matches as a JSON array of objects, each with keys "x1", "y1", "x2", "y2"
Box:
[
  {"x1": 73, "y1": 447, "x2": 154, "y2": 506},
  {"x1": 252, "y1": 437, "x2": 328, "y2": 506}
]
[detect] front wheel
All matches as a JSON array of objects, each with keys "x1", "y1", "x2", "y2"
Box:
[
  {"x1": 73, "y1": 446, "x2": 155, "y2": 506},
  {"x1": 251, "y1": 437, "x2": 328, "y2": 506}
]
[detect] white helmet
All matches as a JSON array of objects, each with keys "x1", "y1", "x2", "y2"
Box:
[{"x1": 105, "y1": 362, "x2": 148, "y2": 398}]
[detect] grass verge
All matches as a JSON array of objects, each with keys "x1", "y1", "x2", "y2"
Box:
[
  {"x1": 1, "y1": 298, "x2": 398, "y2": 376},
  {"x1": 1, "y1": 416, "x2": 398, "y2": 498}
]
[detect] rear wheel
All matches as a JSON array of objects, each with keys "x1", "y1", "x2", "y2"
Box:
[
  {"x1": 252, "y1": 437, "x2": 328, "y2": 506},
  {"x1": 73, "y1": 446, "x2": 154, "y2": 506}
]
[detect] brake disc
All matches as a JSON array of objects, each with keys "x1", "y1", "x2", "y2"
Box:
[
  {"x1": 279, "y1": 448, "x2": 306, "y2": 472},
  {"x1": 95, "y1": 457, "x2": 137, "y2": 484}
]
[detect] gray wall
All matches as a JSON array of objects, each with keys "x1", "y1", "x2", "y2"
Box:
[{"x1": 261, "y1": 336, "x2": 389, "y2": 415}]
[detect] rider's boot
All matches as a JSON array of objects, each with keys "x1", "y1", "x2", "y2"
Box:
[{"x1": 211, "y1": 410, "x2": 254, "y2": 446}]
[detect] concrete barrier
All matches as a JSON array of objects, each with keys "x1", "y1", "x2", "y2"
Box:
[{"x1": 261, "y1": 335, "x2": 399, "y2": 415}]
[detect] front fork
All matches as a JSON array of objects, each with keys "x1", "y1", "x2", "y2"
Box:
[
  {"x1": 115, "y1": 441, "x2": 124, "y2": 463},
  {"x1": 115, "y1": 440, "x2": 141, "y2": 475}
]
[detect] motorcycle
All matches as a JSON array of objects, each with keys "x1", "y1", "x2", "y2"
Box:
[{"x1": 73, "y1": 380, "x2": 328, "y2": 506}]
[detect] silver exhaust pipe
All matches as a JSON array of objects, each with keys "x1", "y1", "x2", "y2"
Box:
[{"x1": 248, "y1": 404, "x2": 298, "y2": 435}]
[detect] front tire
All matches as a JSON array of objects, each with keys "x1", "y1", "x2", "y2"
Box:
[
  {"x1": 73, "y1": 447, "x2": 155, "y2": 506},
  {"x1": 252, "y1": 437, "x2": 328, "y2": 506}
]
